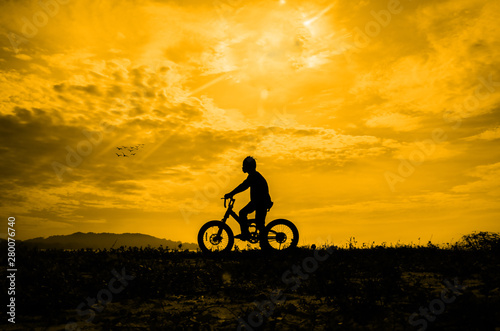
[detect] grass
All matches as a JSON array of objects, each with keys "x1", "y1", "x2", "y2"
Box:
[{"x1": 1, "y1": 231, "x2": 499, "y2": 330}]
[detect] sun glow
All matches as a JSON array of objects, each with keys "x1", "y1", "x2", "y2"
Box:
[{"x1": 199, "y1": 5, "x2": 337, "y2": 86}]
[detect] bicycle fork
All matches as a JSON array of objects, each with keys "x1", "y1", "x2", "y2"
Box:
[{"x1": 216, "y1": 210, "x2": 230, "y2": 237}]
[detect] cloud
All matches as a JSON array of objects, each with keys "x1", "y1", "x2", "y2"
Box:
[
  {"x1": 345, "y1": 0, "x2": 500, "y2": 136},
  {"x1": 452, "y1": 162, "x2": 500, "y2": 196},
  {"x1": 465, "y1": 126, "x2": 500, "y2": 141},
  {"x1": 0, "y1": 0, "x2": 499, "y2": 243},
  {"x1": 14, "y1": 54, "x2": 32, "y2": 61},
  {"x1": 391, "y1": 141, "x2": 462, "y2": 161},
  {"x1": 365, "y1": 112, "x2": 420, "y2": 132},
  {"x1": 252, "y1": 127, "x2": 383, "y2": 163}
]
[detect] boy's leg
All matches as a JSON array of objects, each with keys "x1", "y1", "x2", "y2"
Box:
[
  {"x1": 237, "y1": 202, "x2": 255, "y2": 238},
  {"x1": 255, "y1": 206, "x2": 268, "y2": 232}
]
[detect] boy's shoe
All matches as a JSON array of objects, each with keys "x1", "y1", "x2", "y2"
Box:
[{"x1": 235, "y1": 233, "x2": 249, "y2": 240}]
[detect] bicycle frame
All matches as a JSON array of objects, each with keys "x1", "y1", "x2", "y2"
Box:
[
  {"x1": 217, "y1": 198, "x2": 239, "y2": 236},
  {"x1": 218, "y1": 197, "x2": 267, "y2": 239}
]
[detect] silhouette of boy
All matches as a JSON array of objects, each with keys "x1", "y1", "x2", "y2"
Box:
[{"x1": 224, "y1": 156, "x2": 273, "y2": 240}]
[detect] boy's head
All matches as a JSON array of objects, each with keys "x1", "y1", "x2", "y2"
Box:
[{"x1": 242, "y1": 156, "x2": 257, "y2": 173}]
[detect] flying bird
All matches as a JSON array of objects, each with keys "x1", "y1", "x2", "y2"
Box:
[{"x1": 115, "y1": 144, "x2": 144, "y2": 157}]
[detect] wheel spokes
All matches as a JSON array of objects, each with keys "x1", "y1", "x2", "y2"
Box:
[
  {"x1": 266, "y1": 223, "x2": 296, "y2": 250},
  {"x1": 203, "y1": 225, "x2": 229, "y2": 251}
]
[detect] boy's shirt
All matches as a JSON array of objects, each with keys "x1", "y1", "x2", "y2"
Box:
[{"x1": 240, "y1": 171, "x2": 272, "y2": 207}]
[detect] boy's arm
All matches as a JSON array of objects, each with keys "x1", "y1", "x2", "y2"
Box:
[{"x1": 225, "y1": 179, "x2": 250, "y2": 198}]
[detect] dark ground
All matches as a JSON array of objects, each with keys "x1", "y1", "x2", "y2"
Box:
[{"x1": 1, "y1": 235, "x2": 499, "y2": 330}]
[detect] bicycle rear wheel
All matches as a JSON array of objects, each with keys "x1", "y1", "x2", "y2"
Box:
[
  {"x1": 198, "y1": 221, "x2": 234, "y2": 254},
  {"x1": 260, "y1": 219, "x2": 299, "y2": 252}
]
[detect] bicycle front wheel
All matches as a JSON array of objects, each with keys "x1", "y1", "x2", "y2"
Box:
[
  {"x1": 198, "y1": 221, "x2": 234, "y2": 254},
  {"x1": 260, "y1": 219, "x2": 299, "y2": 252}
]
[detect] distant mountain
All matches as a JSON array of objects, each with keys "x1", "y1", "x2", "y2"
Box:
[{"x1": 22, "y1": 232, "x2": 198, "y2": 250}]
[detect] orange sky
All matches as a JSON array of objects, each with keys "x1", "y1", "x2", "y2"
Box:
[{"x1": 1, "y1": 0, "x2": 499, "y2": 246}]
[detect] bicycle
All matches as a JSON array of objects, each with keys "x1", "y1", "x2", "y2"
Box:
[{"x1": 197, "y1": 197, "x2": 299, "y2": 253}]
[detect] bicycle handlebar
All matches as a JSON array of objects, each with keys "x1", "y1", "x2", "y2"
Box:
[{"x1": 221, "y1": 197, "x2": 235, "y2": 208}]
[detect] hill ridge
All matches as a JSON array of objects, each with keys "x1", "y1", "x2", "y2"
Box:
[{"x1": 21, "y1": 232, "x2": 198, "y2": 250}]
